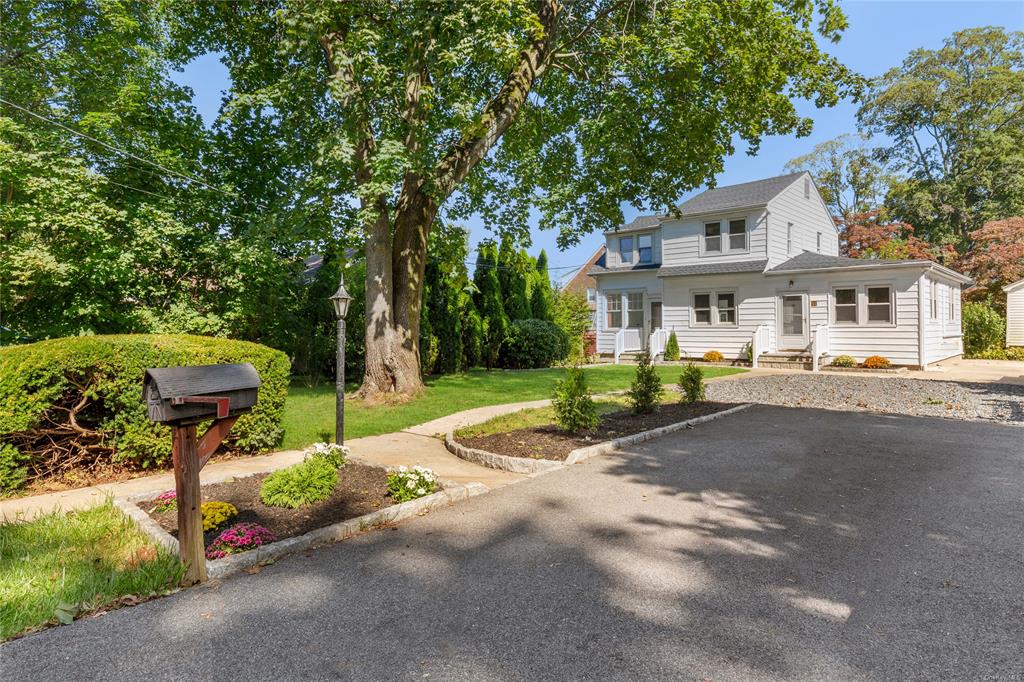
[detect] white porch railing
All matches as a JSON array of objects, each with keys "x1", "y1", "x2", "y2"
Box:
[
  {"x1": 811, "y1": 324, "x2": 831, "y2": 372},
  {"x1": 750, "y1": 324, "x2": 771, "y2": 369},
  {"x1": 648, "y1": 328, "x2": 668, "y2": 358},
  {"x1": 613, "y1": 328, "x2": 643, "y2": 363}
]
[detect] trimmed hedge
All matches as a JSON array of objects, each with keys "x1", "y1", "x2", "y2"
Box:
[
  {"x1": 500, "y1": 319, "x2": 570, "y2": 369},
  {"x1": 0, "y1": 334, "x2": 289, "y2": 494}
]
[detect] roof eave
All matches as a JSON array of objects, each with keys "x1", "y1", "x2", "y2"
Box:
[
  {"x1": 766, "y1": 260, "x2": 973, "y2": 284},
  {"x1": 671, "y1": 202, "x2": 768, "y2": 220},
  {"x1": 1002, "y1": 279, "x2": 1024, "y2": 293}
]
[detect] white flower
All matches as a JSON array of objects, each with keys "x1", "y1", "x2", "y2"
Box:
[
  {"x1": 398, "y1": 465, "x2": 408, "y2": 473},
  {"x1": 406, "y1": 479, "x2": 416, "y2": 489},
  {"x1": 416, "y1": 488, "x2": 425, "y2": 495}
]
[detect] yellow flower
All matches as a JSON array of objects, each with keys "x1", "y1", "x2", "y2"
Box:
[{"x1": 201, "y1": 501, "x2": 238, "y2": 532}]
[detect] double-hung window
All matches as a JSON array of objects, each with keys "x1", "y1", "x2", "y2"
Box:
[
  {"x1": 703, "y1": 222, "x2": 721, "y2": 253},
  {"x1": 728, "y1": 219, "x2": 747, "y2": 251},
  {"x1": 693, "y1": 292, "x2": 736, "y2": 326},
  {"x1": 619, "y1": 236, "x2": 633, "y2": 264},
  {"x1": 637, "y1": 234, "x2": 653, "y2": 263},
  {"x1": 867, "y1": 286, "x2": 893, "y2": 324},
  {"x1": 606, "y1": 295, "x2": 622, "y2": 328},
  {"x1": 930, "y1": 280, "x2": 938, "y2": 319},
  {"x1": 586, "y1": 288, "x2": 596, "y2": 304},
  {"x1": 834, "y1": 287, "x2": 857, "y2": 324},
  {"x1": 626, "y1": 293, "x2": 644, "y2": 328}
]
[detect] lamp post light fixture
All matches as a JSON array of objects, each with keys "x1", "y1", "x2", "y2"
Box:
[{"x1": 330, "y1": 274, "x2": 353, "y2": 445}]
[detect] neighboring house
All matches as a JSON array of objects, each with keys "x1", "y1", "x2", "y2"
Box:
[
  {"x1": 1004, "y1": 279, "x2": 1024, "y2": 346},
  {"x1": 589, "y1": 172, "x2": 972, "y2": 369},
  {"x1": 563, "y1": 245, "x2": 606, "y2": 324}
]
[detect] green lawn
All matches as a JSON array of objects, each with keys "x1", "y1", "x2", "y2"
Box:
[
  {"x1": 281, "y1": 365, "x2": 744, "y2": 449},
  {"x1": 0, "y1": 502, "x2": 183, "y2": 640}
]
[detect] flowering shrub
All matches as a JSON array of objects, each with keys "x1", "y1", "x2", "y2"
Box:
[
  {"x1": 386, "y1": 465, "x2": 437, "y2": 503},
  {"x1": 201, "y1": 501, "x2": 238, "y2": 532},
  {"x1": 305, "y1": 442, "x2": 349, "y2": 468},
  {"x1": 863, "y1": 355, "x2": 892, "y2": 369},
  {"x1": 150, "y1": 490, "x2": 176, "y2": 513},
  {"x1": 702, "y1": 350, "x2": 725, "y2": 362},
  {"x1": 830, "y1": 355, "x2": 857, "y2": 368},
  {"x1": 205, "y1": 523, "x2": 276, "y2": 560}
]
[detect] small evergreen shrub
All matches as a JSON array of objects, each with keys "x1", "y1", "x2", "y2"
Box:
[
  {"x1": 552, "y1": 367, "x2": 599, "y2": 434},
  {"x1": 259, "y1": 456, "x2": 339, "y2": 508},
  {"x1": 205, "y1": 523, "x2": 275, "y2": 559},
  {"x1": 0, "y1": 444, "x2": 28, "y2": 496},
  {"x1": 627, "y1": 350, "x2": 662, "y2": 414},
  {"x1": 500, "y1": 319, "x2": 570, "y2": 369},
  {"x1": 830, "y1": 354, "x2": 857, "y2": 368},
  {"x1": 387, "y1": 465, "x2": 438, "y2": 503},
  {"x1": 702, "y1": 350, "x2": 725, "y2": 362},
  {"x1": 201, "y1": 501, "x2": 238, "y2": 532},
  {"x1": 863, "y1": 355, "x2": 892, "y2": 369},
  {"x1": 678, "y1": 364, "x2": 705, "y2": 403},
  {"x1": 0, "y1": 334, "x2": 289, "y2": 494},
  {"x1": 962, "y1": 302, "x2": 1006, "y2": 358},
  {"x1": 663, "y1": 331, "x2": 680, "y2": 361}
]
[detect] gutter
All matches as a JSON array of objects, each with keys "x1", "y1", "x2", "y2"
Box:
[
  {"x1": 766, "y1": 260, "x2": 973, "y2": 284},
  {"x1": 602, "y1": 202, "x2": 769, "y2": 235}
]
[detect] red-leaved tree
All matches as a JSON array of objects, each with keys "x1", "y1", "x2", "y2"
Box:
[
  {"x1": 957, "y1": 217, "x2": 1024, "y2": 299},
  {"x1": 842, "y1": 210, "x2": 955, "y2": 262}
]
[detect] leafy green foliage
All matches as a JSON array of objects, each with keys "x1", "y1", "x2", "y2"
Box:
[
  {"x1": 386, "y1": 466, "x2": 437, "y2": 503},
  {"x1": 830, "y1": 354, "x2": 858, "y2": 368},
  {"x1": 501, "y1": 320, "x2": 570, "y2": 369},
  {"x1": 553, "y1": 289, "x2": 595, "y2": 365},
  {"x1": 0, "y1": 334, "x2": 289, "y2": 493},
  {"x1": 678, "y1": 364, "x2": 706, "y2": 404},
  {"x1": 962, "y1": 302, "x2": 1007, "y2": 357},
  {"x1": 552, "y1": 367, "x2": 599, "y2": 434},
  {"x1": 421, "y1": 228, "x2": 471, "y2": 375},
  {"x1": 474, "y1": 243, "x2": 509, "y2": 369},
  {"x1": 0, "y1": 444, "x2": 28, "y2": 496},
  {"x1": 664, "y1": 331, "x2": 680, "y2": 361},
  {"x1": 530, "y1": 250, "x2": 554, "y2": 322},
  {"x1": 627, "y1": 351, "x2": 662, "y2": 415},
  {"x1": 259, "y1": 456, "x2": 339, "y2": 509}
]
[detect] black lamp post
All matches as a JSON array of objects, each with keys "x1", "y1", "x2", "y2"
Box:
[{"x1": 330, "y1": 274, "x2": 353, "y2": 445}]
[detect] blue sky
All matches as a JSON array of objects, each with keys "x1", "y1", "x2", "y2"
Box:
[{"x1": 174, "y1": 0, "x2": 1023, "y2": 282}]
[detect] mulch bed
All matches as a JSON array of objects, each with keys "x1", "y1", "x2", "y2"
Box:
[
  {"x1": 459, "y1": 401, "x2": 739, "y2": 461},
  {"x1": 138, "y1": 462, "x2": 397, "y2": 548}
]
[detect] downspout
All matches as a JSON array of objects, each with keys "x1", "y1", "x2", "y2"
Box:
[{"x1": 917, "y1": 271, "x2": 927, "y2": 370}]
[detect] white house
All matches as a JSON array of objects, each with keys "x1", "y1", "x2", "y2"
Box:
[
  {"x1": 589, "y1": 172, "x2": 972, "y2": 369},
  {"x1": 1004, "y1": 279, "x2": 1024, "y2": 347}
]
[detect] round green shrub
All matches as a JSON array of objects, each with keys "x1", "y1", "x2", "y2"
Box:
[
  {"x1": 0, "y1": 334, "x2": 289, "y2": 494},
  {"x1": 962, "y1": 302, "x2": 1006, "y2": 358},
  {"x1": 500, "y1": 319, "x2": 570, "y2": 369},
  {"x1": 260, "y1": 456, "x2": 339, "y2": 509},
  {"x1": 830, "y1": 354, "x2": 857, "y2": 368}
]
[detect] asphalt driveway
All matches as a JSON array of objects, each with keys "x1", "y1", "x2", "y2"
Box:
[{"x1": 3, "y1": 406, "x2": 1022, "y2": 681}]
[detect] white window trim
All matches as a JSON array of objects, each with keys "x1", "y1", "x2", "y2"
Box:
[
  {"x1": 786, "y1": 222, "x2": 793, "y2": 255},
  {"x1": 637, "y1": 233, "x2": 654, "y2": 264},
  {"x1": 618, "y1": 236, "x2": 634, "y2": 264},
  {"x1": 701, "y1": 217, "x2": 749, "y2": 256},
  {"x1": 604, "y1": 292, "x2": 623, "y2": 330},
  {"x1": 930, "y1": 279, "x2": 939, "y2": 320},
  {"x1": 625, "y1": 291, "x2": 645, "y2": 329},
  {"x1": 831, "y1": 285, "x2": 859, "y2": 325},
  {"x1": 864, "y1": 284, "x2": 896, "y2": 327},
  {"x1": 690, "y1": 289, "x2": 739, "y2": 328},
  {"x1": 603, "y1": 290, "x2": 648, "y2": 330}
]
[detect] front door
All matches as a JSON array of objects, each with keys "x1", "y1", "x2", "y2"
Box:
[{"x1": 780, "y1": 294, "x2": 808, "y2": 350}]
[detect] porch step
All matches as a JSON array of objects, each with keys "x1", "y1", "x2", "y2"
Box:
[{"x1": 757, "y1": 352, "x2": 815, "y2": 371}]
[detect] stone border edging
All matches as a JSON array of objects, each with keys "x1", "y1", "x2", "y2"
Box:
[
  {"x1": 115, "y1": 481, "x2": 487, "y2": 581},
  {"x1": 822, "y1": 366, "x2": 909, "y2": 374},
  {"x1": 445, "y1": 403, "x2": 754, "y2": 472}
]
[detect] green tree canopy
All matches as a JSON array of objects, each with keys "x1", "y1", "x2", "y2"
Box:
[{"x1": 173, "y1": 0, "x2": 857, "y2": 396}]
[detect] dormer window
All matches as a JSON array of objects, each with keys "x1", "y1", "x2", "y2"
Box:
[
  {"x1": 638, "y1": 234, "x2": 653, "y2": 263},
  {"x1": 728, "y1": 219, "x2": 747, "y2": 251},
  {"x1": 619, "y1": 236, "x2": 633, "y2": 264},
  {"x1": 704, "y1": 222, "x2": 721, "y2": 253}
]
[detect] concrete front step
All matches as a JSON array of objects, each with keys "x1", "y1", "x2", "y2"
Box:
[{"x1": 756, "y1": 352, "x2": 816, "y2": 370}]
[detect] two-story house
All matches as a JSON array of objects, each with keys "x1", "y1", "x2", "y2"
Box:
[{"x1": 589, "y1": 172, "x2": 972, "y2": 369}]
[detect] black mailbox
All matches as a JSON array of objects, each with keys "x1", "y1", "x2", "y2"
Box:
[{"x1": 143, "y1": 363, "x2": 261, "y2": 424}]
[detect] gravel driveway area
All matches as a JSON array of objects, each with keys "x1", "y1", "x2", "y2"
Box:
[{"x1": 708, "y1": 373, "x2": 1024, "y2": 423}]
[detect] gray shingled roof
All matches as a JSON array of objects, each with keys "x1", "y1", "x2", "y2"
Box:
[
  {"x1": 768, "y1": 252, "x2": 925, "y2": 272},
  {"x1": 675, "y1": 172, "x2": 807, "y2": 216},
  {"x1": 657, "y1": 260, "x2": 768, "y2": 278},
  {"x1": 605, "y1": 172, "x2": 809, "y2": 235}
]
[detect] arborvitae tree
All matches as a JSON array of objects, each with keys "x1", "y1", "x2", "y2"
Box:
[
  {"x1": 462, "y1": 302, "x2": 484, "y2": 368},
  {"x1": 473, "y1": 241, "x2": 499, "y2": 312},
  {"x1": 530, "y1": 249, "x2": 554, "y2": 321},
  {"x1": 664, "y1": 331, "x2": 680, "y2": 361},
  {"x1": 497, "y1": 238, "x2": 531, "y2": 320},
  {"x1": 421, "y1": 227, "x2": 470, "y2": 374},
  {"x1": 627, "y1": 350, "x2": 663, "y2": 414},
  {"x1": 474, "y1": 242, "x2": 509, "y2": 368}
]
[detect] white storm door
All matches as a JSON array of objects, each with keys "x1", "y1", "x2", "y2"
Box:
[{"x1": 780, "y1": 294, "x2": 809, "y2": 350}]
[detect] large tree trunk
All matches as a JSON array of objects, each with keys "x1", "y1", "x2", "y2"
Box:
[{"x1": 357, "y1": 190, "x2": 437, "y2": 399}]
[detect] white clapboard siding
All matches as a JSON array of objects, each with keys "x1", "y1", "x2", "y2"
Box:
[
  {"x1": 661, "y1": 209, "x2": 769, "y2": 266},
  {"x1": 592, "y1": 271, "x2": 662, "y2": 354},
  {"x1": 1005, "y1": 280, "x2": 1024, "y2": 346}
]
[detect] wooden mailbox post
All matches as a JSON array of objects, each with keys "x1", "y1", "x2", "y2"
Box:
[{"x1": 143, "y1": 363, "x2": 261, "y2": 584}]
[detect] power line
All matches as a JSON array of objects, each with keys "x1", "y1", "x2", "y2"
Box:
[{"x1": 0, "y1": 97, "x2": 265, "y2": 207}]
